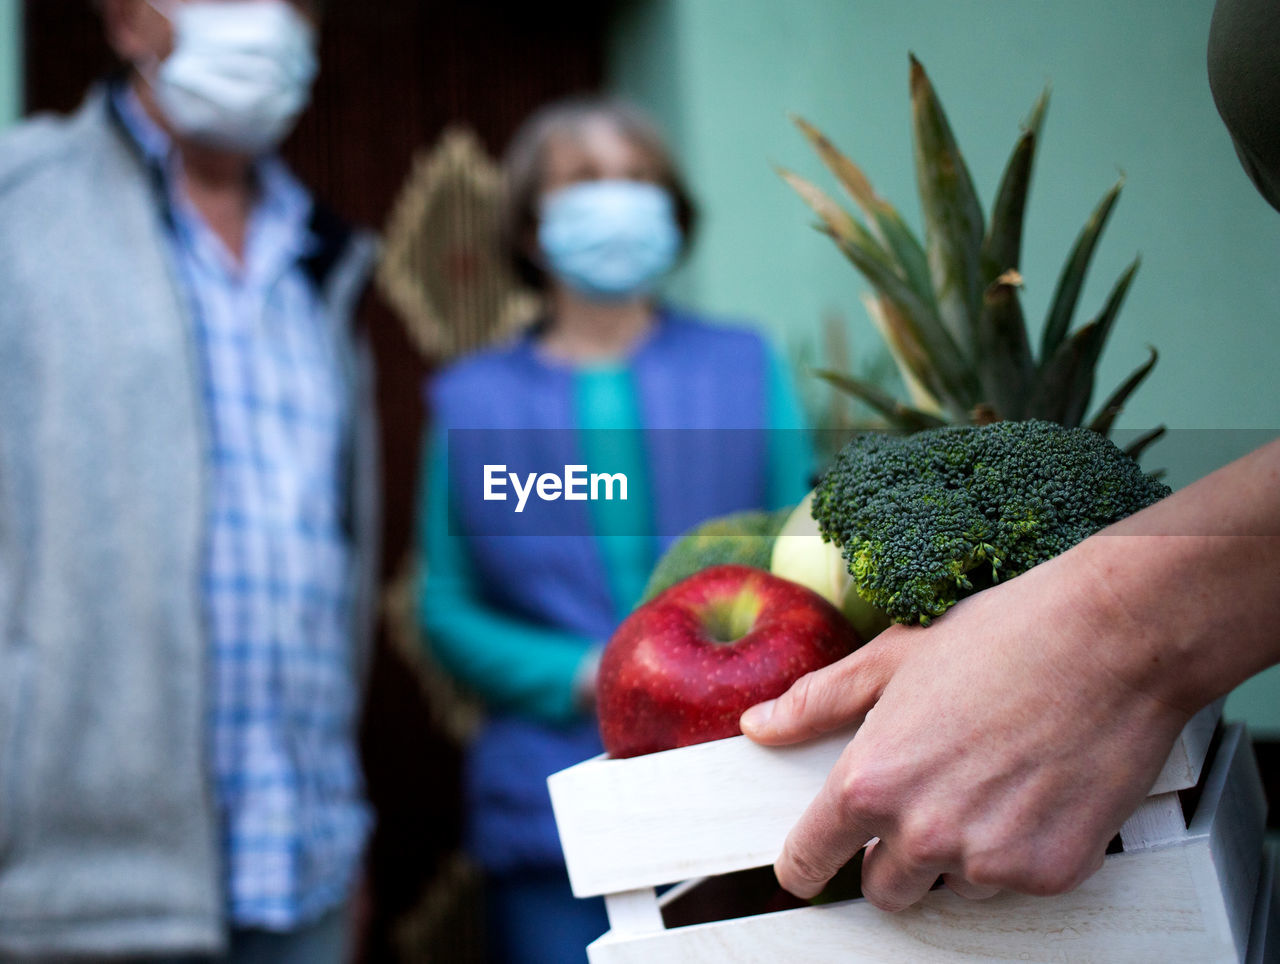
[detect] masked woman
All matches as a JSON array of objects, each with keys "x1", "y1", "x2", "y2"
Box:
[{"x1": 416, "y1": 97, "x2": 812, "y2": 962}]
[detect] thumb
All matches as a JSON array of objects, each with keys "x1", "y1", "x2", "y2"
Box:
[{"x1": 741, "y1": 630, "x2": 905, "y2": 745}]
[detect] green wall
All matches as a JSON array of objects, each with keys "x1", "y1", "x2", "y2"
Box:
[
  {"x1": 0, "y1": 0, "x2": 19, "y2": 129},
  {"x1": 609, "y1": 0, "x2": 1280, "y2": 732}
]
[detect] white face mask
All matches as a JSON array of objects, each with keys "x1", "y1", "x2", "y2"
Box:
[
  {"x1": 146, "y1": 1, "x2": 318, "y2": 154},
  {"x1": 537, "y1": 180, "x2": 682, "y2": 300}
]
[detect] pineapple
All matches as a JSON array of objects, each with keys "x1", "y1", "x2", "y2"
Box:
[{"x1": 780, "y1": 55, "x2": 1162, "y2": 458}]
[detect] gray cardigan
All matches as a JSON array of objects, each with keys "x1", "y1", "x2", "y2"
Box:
[{"x1": 0, "y1": 88, "x2": 380, "y2": 957}]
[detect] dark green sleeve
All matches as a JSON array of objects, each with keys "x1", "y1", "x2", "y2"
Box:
[{"x1": 1209, "y1": 0, "x2": 1280, "y2": 212}]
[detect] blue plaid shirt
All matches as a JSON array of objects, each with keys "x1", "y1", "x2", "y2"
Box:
[{"x1": 114, "y1": 88, "x2": 370, "y2": 930}]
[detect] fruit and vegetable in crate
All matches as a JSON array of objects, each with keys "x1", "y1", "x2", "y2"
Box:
[
  {"x1": 594, "y1": 57, "x2": 1176, "y2": 760},
  {"x1": 599, "y1": 420, "x2": 1169, "y2": 756},
  {"x1": 596, "y1": 564, "x2": 860, "y2": 759}
]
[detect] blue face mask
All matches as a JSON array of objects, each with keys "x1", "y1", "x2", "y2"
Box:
[{"x1": 537, "y1": 180, "x2": 682, "y2": 300}]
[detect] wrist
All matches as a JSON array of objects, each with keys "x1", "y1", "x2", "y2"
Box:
[{"x1": 1063, "y1": 533, "x2": 1227, "y2": 717}]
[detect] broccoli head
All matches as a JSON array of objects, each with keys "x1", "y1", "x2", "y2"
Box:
[{"x1": 812, "y1": 420, "x2": 1171, "y2": 625}]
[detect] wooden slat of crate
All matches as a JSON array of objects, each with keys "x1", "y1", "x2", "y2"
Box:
[
  {"x1": 551, "y1": 725, "x2": 855, "y2": 899},
  {"x1": 1245, "y1": 843, "x2": 1278, "y2": 963},
  {"x1": 583, "y1": 724, "x2": 1264, "y2": 964},
  {"x1": 1150, "y1": 697, "x2": 1224, "y2": 794},
  {"x1": 1119, "y1": 698, "x2": 1227, "y2": 851},
  {"x1": 551, "y1": 703, "x2": 1222, "y2": 900},
  {"x1": 1198, "y1": 724, "x2": 1268, "y2": 954}
]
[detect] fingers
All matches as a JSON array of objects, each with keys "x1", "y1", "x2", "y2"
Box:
[
  {"x1": 859, "y1": 837, "x2": 944, "y2": 912},
  {"x1": 741, "y1": 630, "x2": 906, "y2": 745},
  {"x1": 942, "y1": 873, "x2": 1000, "y2": 901},
  {"x1": 773, "y1": 754, "x2": 877, "y2": 899}
]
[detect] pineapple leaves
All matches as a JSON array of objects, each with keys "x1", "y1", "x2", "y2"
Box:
[
  {"x1": 862, "y1": 294, "x2": 945, "y2": 415},
  {"x1": 833, "y1": 236, "x2": 979, "y2": 414},
  {"x1": 776, "y1": 167, "x2": 896, "y2": 273},
  {"x1": 1123, "y1": 425, "x2": 1166, "y2": 462},
  {"x1": 1029, "y1": 257, "x2": 1141, "y2": 426},
  {"x1": 910, "y1": 55, "x2": 986, "y2": 359},
  {"x1": 813, "y1": 368, "x2": 948, "y2": 432},
  {"x1": 790, "y1": 115, "x2": 935, "y2": 305},
  {"x1": 1088, "y1": 346, "x2": 1159, "y2": 436},
  {"x1": 982, "y1": 88, "x2": 1049, "y2": 285},
  {"x1": 976, "y1": 273, "x2": 1035, "y2": 420},
  {"x1": 1040, "y1": 176, "x2": 1125, "y2": 361},
  {"x1": 778, "y1": 165, "x2": 975, "y2": 412},
  {"x1": 782, "y1": 57, "x2": 1155, "y2": 439}
]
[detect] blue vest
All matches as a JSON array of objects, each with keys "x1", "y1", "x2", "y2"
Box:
[{"x1": 428, "y1": 309, "x2": 771, "y2": 872}]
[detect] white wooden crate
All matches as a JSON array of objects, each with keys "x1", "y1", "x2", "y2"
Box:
[
  {"x1": 549, "y1": 701, "x2": 1271, "y2": 962},
  {"x1": 1245, "y1": 842, "x2": 1279, "y2": 963}
]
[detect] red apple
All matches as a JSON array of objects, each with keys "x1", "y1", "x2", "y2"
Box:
[{"x1": 597, "y1": 564, "x2": 862, "y2": 758}]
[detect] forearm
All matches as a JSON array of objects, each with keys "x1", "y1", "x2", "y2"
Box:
[{"x1": 1065, "y1": 438, "x2": 1280, "y2": 713}]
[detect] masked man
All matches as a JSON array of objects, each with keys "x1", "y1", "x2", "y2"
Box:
[{"x1": 0, "y1": 2, "x2": 379, "y2": 959}]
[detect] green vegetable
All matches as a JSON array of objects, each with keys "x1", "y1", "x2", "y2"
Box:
[
  {"x1": 642, "y1": 508, "x2": 793, "y2": 603},
  {"x1": 813, "y1": 420, "x2": 1171, "y2": 625}
]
